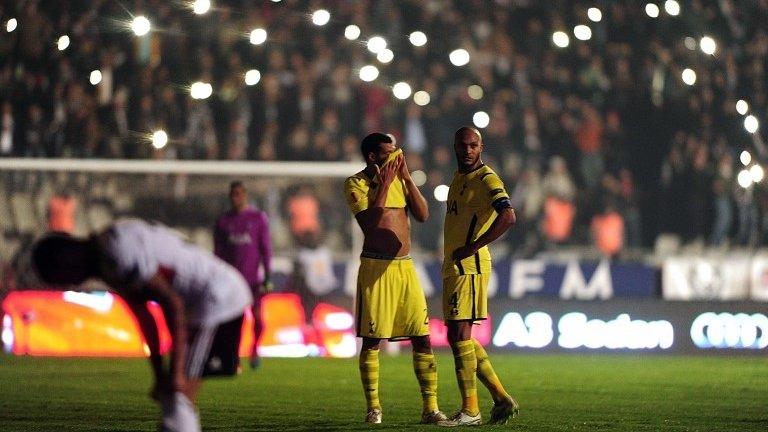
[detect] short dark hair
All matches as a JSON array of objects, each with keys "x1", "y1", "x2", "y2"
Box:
[
  {"x1": 31, "y1": 234, "x2": 93, "y2": 286},
  {"x1": 454, "y1": 126, "x2": 482, "y2": 141},
  {"x1": 360, "y1": 133, "x2": 392, "y2": 160},
  {"x1": 230, "y1": 180, "x2": 245, "y2": 193}
]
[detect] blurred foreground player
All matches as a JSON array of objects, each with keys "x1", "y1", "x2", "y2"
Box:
[
  {"x1": 31, "y1": 219, "x2": 252, "y2": 432},
  {"x1": 214, "y1": 181, "x2": 272, "y2": 369},
  {"x1": 344, "y1": 133, "x2": 446, "y2": 424},
  {"x1": 439, "y1": 127, "x2": 519, "y2": 426}
]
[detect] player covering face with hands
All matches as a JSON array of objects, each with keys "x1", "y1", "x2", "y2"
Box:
[
  {"x1": 31, "y1": 220, "x2": 252, "y2": 432},
  {"x1": 344, "y1": 133, "x2": 447, "y2": 425}
]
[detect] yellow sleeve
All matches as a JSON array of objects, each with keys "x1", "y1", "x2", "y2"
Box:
[
  {"x1": 344, "y1": 176, "x2": 369, "y2": 215},
  {"x1": 480, "y1": 172, "x2": 509, "y2": 204}
]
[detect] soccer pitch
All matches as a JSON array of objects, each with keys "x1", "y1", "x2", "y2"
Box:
[{"x1": 0, "y1": 353, "x2": 765, "y2": 431}]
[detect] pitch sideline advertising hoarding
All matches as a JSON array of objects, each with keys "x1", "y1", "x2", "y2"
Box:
[{"x1": 472, "y1": 298, "x2": 768, "y2": 354}]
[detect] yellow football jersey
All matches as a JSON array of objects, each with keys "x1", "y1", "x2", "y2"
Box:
[
  {"x1": 442, "y1": 164, "x2": 509, "y2": 277},
  {"x1": 344, "y1": 170, "x2": 408, "y2": 216}
]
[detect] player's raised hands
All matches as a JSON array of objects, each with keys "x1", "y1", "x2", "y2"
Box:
[
  {"x1": 375, "y1": 155, "x2": 402, "y2": 187},
  {"x1": 397, "y1": 153, "x2": 412, "y2": 180}
]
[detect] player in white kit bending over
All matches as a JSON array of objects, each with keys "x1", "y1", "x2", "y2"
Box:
[{"x1": 31, "y1": 219, "x2": 253, "y2": 432}]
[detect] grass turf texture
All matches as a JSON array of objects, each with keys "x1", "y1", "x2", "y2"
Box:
[{"x1": 0, "y1": 353, "x2": 765, "y2": 431}]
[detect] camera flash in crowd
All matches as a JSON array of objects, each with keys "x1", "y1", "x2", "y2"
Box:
[
  {"x1": 358, "y1": 65, "x2": 379, "y2": 82},
  {"x1": 366, "y1": 36, "x2": 387, "y2": 54},
  {"x1": 244, "y1": 69, "x2": 261, "y2": 86},
  {"x1": 57, "y1": 35, "x2": 70, "y2": 51},
  {"x1": 736, "y1": 100, "x2": 749, "y2": 115},
  {"x1": 645, "y1": 3, "x2": 660, "y2": 18},
  {"x1": 311, "y1": 9, "x2": 330, "y2": 26},
  {"x1": 682, "y1": 68, "x2": 696, "y2": 85},
  {"x1": 131, "y1": 16, "x2": 151, "y2": 36},
  {"x1": 392, "y1": 82, "x2": 412, "y2": 100},
  {"x1": 249, "y1": 28, "x2": 267, "y2": 45},
  {"x1": 409, "y1": 31, "x2": 427, "y2": 47},
  {"x1": 473, "y1": 111, "x2": 490, "y2": 128},
  {"x1": 344, "y1": 25, "x2": 361, "y2": 40},
  {"x1": 449, "y1": 49, "x2": 470, "y2": 66},
  {"x1": 6, "y1": 18, "x2": 17, "y2": 33},
  {"x1": 588, "y1": 8, "x2": 602, "y2": 22},
  {"x1": 699, "y1": 36, "x2": 716, "y2": 55},
  {"x1": 89, "y1": 70, "x2": 102, "y2": 85},
  {"x1": 151, "y1": 130, "x2": 169, "y2": 149}
]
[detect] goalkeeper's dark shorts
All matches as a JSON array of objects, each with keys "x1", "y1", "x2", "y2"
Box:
[{"x1": 185, "y1": 315, "x2": 244, "y2": 379}]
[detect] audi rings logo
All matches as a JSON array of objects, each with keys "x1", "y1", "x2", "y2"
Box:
[{"x1": 690, "y1": 312, "x2": 768, "y2": 349}]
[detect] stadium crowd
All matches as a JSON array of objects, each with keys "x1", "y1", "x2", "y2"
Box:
[{"x1": 2, "y1": 0, "x2": 768, "y2": 256}]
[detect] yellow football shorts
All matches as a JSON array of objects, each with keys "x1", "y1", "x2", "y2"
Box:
[
  {"x1": 355, "y1": 255, "x2": 430, "y2": 340},
  {"x1": 442, "y1": 273, "x2": 489, "y2": 322}
]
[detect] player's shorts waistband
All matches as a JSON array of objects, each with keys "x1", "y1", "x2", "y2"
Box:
[{"x1": 360, "y1": 251, "x2": 412, "y2": 261}]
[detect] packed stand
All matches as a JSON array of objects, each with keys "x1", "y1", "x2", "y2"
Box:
[{"x1": 1, "y1": 0, "x2": 768, "y2": 257}]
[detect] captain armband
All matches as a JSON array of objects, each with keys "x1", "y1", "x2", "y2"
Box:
[{"x1": 492, "y1": 197, "x2": 512, "y2": 213}]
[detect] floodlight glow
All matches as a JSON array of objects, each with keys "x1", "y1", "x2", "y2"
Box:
[
  {"x1": 700, "y1": 36, "x2": 716, "y2": 55},
  {"x1": 250, "y1": 28, "x2": 267, "y2": 45},
  {"x1": 152, "y1": 130, "x2": 169, "y2": 149},
  {"x1": 344, "y1": 25, "x2": 361, "y2": 40},
  {"x1": 311, "y1": 9, "x2": 330, "y2": 26},
  {"x1": 89, "y1": 70, "x2": 102, "y2": 85},
  {"x1": 366, "y1": 36, "x2": 387, "y2": 54},
  {"x1": 358, "y1": 65, "x2": 379, "y2": 82},
  {"x1": 392, "y1": 82, "x2": 412, "y2": 100},
  {"x1": 574, "y1": 25, "x2": 592, "y2": 41},
  {"x1": 750, "y1": 165, "x2": 764, "y2": 183},
  {"x1": 412, "y1": 170, "x2": 427, "y2": 187},
  {"x1": 473, "y1": 111, "x2": 490, "y2": 128},
  {"x1": 192, "y1": 0, "x2": 211, "y2": 15},
  {"x1": 684, "y1": 37, "x2": 697, "y2": 50},
  {"x1": 434, "y1": 185, "x2": 449, "y2": 202},
  {"x1": 682, "y1": 68, "x2": 696, "y2": 85},
  {"x1": 6, "y1": 18, "x2": 17, "y2": 33},
  {"x1": 190, "y1": 81, "x2": 213, "y2": 99},
  {"x1": 741, "y1": 150, "x2": 752, "y2": 166},
  {"x1": 738, "y1": 169, "x2": 753, "y2": 189},
  {"x1": 413, "y1": 91, "x2": 430, "y2": 106},
  {"x1": 665, "y1": 0, "x2": 681, "y2": 16},
  {"x1": 57, "y1": 35, "x2": 70, "y2": 51},
  {"x1": 449, "y1": 49, "x2": 470, "y2": 66},
  {"x1": 588, "y1": 8, "x2": 602, "y2": 22},
  {"x1": 552, "y1": 31, "x2": 570, "y2": 48},
  {"x1": 645, "y1": 3, "x2": 660, "y2": 18},
  {"x1": 468, "y1": 85, "x2": 484, "y2": 100},
  {"x1": 745, "y1": 115, "x2": 759, "y2": 134},
  {"x1": 244, "y1": 69, "x2": 261, "y2": 86},
  {"x1": 409, "y1": 31, "x2": 427, "y2": 47},
  {"x1": 736, "y1": 100, "x2": 749, "y2": 115},
  {"x1": 131, "y1": 16, "x2": 151, "y2": 36},
  {"x1": 377, "y1": 49, "x2": 394, "y2": 64}
]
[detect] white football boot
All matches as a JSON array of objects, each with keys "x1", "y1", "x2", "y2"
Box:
[
  {"x1": 365, "y1": 408, "x2": 382, "y2": 424},
  {"x1": 437, "y1": 410, "x2": 482, "y2": 427}
]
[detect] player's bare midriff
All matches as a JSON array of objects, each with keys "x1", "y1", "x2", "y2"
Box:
[{"x1": 361, "y1": 207, "x2": 411, "y2": 257}]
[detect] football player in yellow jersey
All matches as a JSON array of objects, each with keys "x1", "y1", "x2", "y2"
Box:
[
  {"x1": 343, "y1": 132, "x2": 447, "y2": 425},
  {"x1": 438, "y1": 127, "x2": 520, "y2": 427}
]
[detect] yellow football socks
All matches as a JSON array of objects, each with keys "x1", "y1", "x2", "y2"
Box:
[
  {"x1": 359, "y1": 349, "x2": 381, "y2": 410},
  {"x1": 473, "y1": 338, "x2": 511, "y2": 403},
  {"x1": 453, "y1": 340, "x2": 479, "y2": 416},
  {"x1": 412, "y1": 351, "x2": 439, "y2": 413}
]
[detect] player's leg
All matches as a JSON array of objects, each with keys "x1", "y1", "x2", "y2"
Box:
[
  {"x1": 448, "y1": 320, "x2": 480, "y2": 417},
  {"x1": 360, "y1": 337, "x2": 382, "y2": 423},
  {"x1": 250, "y1": 294, "x2": 263, "y2": 369},
  {"x1": 410, "y1": 335, "x2": 447, "y2": 423}
]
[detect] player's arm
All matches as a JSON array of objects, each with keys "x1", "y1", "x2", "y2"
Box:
[
  {"x1": 125, "y1": 297, "x2": 165, "y2": 397},
  {"x1": 142, "y1": 272, "x2": 188, "y2": 395},
  {"x1": 453, "y1": 202, "x2": 516, "y2": 260},
  {"x1": 213, "y1": 218, "x2": 225, "y2": 259},
  {"x1": 398, "y1": 154, "x2": 429, "y2": 222},
  {"x1": 257, "y1": 213, "x2": 273, "y2": 292}
]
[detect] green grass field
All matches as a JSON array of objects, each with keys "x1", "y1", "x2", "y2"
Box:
[{"x1": 0, "y1": 353, "x2": 766, "y2": 431}]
